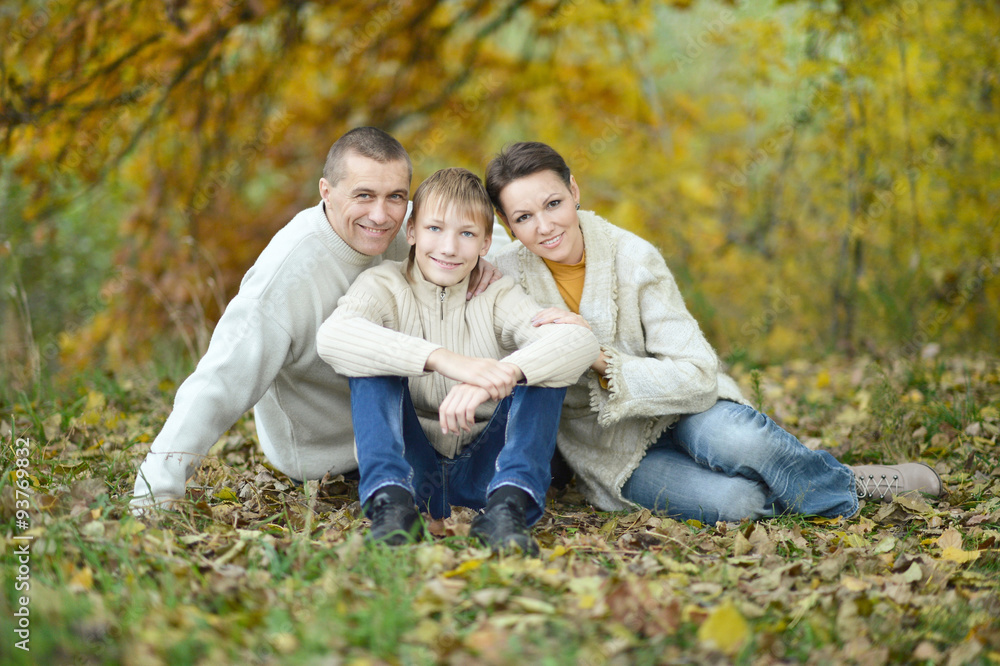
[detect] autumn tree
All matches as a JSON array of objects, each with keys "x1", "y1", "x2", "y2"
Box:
[{"x1": 2, "y1": 0, "x2": 997, "y2": 397}]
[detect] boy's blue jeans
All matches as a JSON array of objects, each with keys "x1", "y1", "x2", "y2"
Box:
[
  {"x1": 349, "y1": 376, "x2": 567, "y2": 525},
  {"x1": 621, "y1": 400, "x2": 858, "y2": 523}
]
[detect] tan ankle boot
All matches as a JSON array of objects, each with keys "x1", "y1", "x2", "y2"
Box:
[{"x1": 851, "y1": 463, "x2": 943, "y2": 501}]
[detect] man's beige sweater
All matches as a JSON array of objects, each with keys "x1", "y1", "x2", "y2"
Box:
[{"x1": 317, "y1": 260, "x2": 600, "y2": 457}]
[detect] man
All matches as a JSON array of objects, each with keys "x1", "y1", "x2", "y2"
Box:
[{"x1": 132, "y1": 127, "x2": 503, "y2": 509}]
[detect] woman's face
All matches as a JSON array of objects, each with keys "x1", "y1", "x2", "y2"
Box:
[{"x1": 498, "y1": 170, "x2": 584, "y2": 265}]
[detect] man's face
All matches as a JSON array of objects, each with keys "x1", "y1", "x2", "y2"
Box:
[{"x1": 319, "y1": 152, "x2": 411, "y2": 256}]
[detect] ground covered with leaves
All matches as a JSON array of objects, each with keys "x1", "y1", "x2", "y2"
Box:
[{"x1": 2, "y1": 354, "x2": 999, "y2": 665}]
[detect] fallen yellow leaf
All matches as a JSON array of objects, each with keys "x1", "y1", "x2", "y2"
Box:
[
  {"x1": 808, "y1": 516, "x2": 843, "y2": 525},
  {"x1": 895, "y1": 562, "x2": 923, "y2": 583},
  {"x1": 873, "y1": 536, "x2": 897, "y2": 554},
  {"x1": 815, "y1": 370, "x2": 831, "y2": 388},
  {"x1": 697, "y1": 599, "x2": 749, "y2": 655},
  {"x1": 69, "y1": 566, "x2": 94, "y2": 592},
  {"x1": 443, "y1": 559, "x2": 483, "y2": 578},
  {"x1": 732, "y1": 531, "x2": 752, "y2": 557},
  {"x1": 896, "y1": 494, "x2": 933, "y2": 514},
  {"x1": 214, "y1": 487, "x2": 239, "y2": 502},
  {"x1": 511, "y1": 596, "x2": 556, "y2": 614},
  {"x1": 841, "y1": 575, "x2": 871, "y2": 592},
  {"x1": 936, "y1": 528, "x2": 963, "y2": 550},
  {"x1": 939, "y1": 547, "x2": 980, "y2": 564}
]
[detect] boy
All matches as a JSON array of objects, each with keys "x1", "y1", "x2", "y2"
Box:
[{"x1": 317, "y1": 168, "x2": 599, "y2": 555}]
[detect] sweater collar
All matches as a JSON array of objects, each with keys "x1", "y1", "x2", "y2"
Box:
[
  {"x1": 407, "y1": 259, "x2": 474, "y2": 310},
  {"x1": 311, "y1": 200, "x2": 385, "y2": 267},
  {"x1": 515, "y1": 210, "x2": 618, "y2": 344}
]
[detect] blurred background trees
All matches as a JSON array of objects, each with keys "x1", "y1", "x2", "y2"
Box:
[{"x1": 2, "y1": 0, "x2": 997, "y2": 396}]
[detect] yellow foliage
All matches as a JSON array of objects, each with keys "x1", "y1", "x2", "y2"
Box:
[
  {"x1": 697, "y1": 599, "x2": 750, "y2": 655},
  {"x1": 443, "y1": 559, "x2": 483, "y2": 579},
  {"x1": 939, "y1": 547, "x2": 980, "y2": 564},
  {"x1": 1, "y1": 0, "x2": 996, "y2": 375},
  {"x1": 68, "y1": 566, "x2": 94, "y2": 592}
]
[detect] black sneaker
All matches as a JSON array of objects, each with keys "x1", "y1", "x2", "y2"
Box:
[
  {"x1": 366, "y1": 491, "x2": 423, "y2": 545},
  {"x1": 470, "y1": 497, "x2": 539, "y2": 556}
]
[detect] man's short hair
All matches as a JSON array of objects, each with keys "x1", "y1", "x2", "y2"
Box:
[
  {"x1": 323, "y1": 127, "x2": 412, "y2": 185},
  {"x1": 410, "y1": 167, "x2": 495, "y2": 237}
]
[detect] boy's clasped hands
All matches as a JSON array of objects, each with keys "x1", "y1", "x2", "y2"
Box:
[{"x1": 424, "y1": 349, "x2": 524, "y2": 434}]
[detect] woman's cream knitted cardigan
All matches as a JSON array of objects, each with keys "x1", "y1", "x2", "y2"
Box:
[{"x1": 493, "y1": 211, "x2": 747, "y2": 511}]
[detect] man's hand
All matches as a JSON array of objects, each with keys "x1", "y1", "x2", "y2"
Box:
[
  {"x1": 439, "y1": 383, "x2": 492, "y2": 434},
  {"x1": 425, "y1": 349, "x2": 522, "y2": 400},
  {"x1": 467, "y1": 259, "x2": 502, "y2": 300},
  {"x1": 530, "y1": 307, "x2": 591, "y2": 330}
]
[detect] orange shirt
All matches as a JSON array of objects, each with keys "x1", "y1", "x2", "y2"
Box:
[
  {"x1": 543, "y1": 251, "x2": 610, "y2": 388},
  {"x1": 542, "y1": 253, "x2": 586, "y2": 314}
]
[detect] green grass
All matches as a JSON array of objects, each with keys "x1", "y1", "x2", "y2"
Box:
[{"x1": 2, "y1": 354, "x2": 999, "y2": 664}]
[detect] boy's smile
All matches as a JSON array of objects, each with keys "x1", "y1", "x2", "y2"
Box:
[{"x1": 407, "y1": 197, "x2": 492, "y2": 288}]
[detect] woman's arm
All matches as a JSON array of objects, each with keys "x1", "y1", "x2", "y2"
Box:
[{"x1": 590, "y1": 245, "x2": 720, "y2": 423}]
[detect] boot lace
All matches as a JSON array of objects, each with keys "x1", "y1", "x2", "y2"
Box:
[
  {"x1": 368, "y1": 495, "x2": 414, "y2": 535},
  {"x1": 855, "y1": 472, "x2": 900, "y2": 500},
  {"x1": 490, "y1": 500, "x2": 529, "y2": 537},
  {"x1": 471, "y1": 498, "x2": 537, "y2": 555}
]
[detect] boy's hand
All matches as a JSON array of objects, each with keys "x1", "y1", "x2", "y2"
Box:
[
  {"x1": 425, "y1": 349, "x2": 522, "y2": 400},
  {"x1": 439, "y1": 383, "x2": 492, "y2": 434},
  {"x1": 466, "y1": 259, "x2": 502, "y2": 300},
  {"x1": 530, "y1": 307, "x2": 591, "y2": 329}
]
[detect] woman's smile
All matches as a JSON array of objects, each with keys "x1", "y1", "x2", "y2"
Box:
[{"x1": 498, "y1": 170, "x2": 584, "y2": 265}]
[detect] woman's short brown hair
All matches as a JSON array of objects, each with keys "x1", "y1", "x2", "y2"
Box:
[{"x1": 484, "y1": 142, "x2": 571, "y2": 216}]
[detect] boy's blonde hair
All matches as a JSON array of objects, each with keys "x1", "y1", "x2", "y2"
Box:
[{"x1": 410, "y1": 167, "x2": 495, "y2": 238}]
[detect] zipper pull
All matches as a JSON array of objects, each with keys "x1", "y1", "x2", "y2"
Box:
[{"x1": 440, "y1": 288, "x2": 445, "y2": 321}]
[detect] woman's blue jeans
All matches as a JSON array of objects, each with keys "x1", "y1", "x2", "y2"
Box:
[
  {"x1": 621, "y1": 400, "x2": 858, "y2": 522},
  {"x1": 349, "y1": 376, "x2": 566, "y2": 525}
]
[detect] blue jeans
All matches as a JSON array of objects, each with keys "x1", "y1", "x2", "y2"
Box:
[
  {"x1": 349, "y1": 376, "x2": 566, "y2": 525},
  {"x1": 621, "y1": 400, "x2": 857, "y2": 522}
]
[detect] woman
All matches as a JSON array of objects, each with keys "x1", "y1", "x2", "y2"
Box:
[{"x1": 484, "y1": 141, "x2": 941, "y2": 522}]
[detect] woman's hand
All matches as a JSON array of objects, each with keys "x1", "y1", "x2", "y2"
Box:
[
  {"x1": 425, "y1": 349, "x2": 523, "y2": 400},
  {"x1": 531, "y1": 308, "x2": 606, "y2": 374},
  {"x1": 591, "y1": 351, "x2": 609, "y2": 375},
  {"x1": 439, "y1": 383, "x2": 492, "y2": 434},
  {"x1": 530, "y1": 307, "x2": 591, "y2": 329},
  {"x1": 467, "y1": 259, "x2": 502, "y2": 299}
]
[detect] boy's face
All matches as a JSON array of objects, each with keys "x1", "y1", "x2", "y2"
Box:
[{"x1": 406, "y1": 196, "x2": 492, "y2": 288}]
